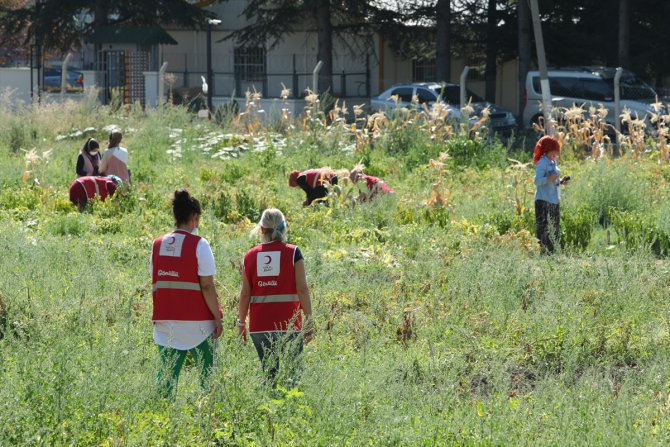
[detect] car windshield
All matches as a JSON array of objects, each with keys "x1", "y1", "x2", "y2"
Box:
[
  {"x1": 432, "y1": 85, "x2": 484, "y2": 104},
  {"x1": 604, "y1": 76, "x2": 657, "y2": 100}
]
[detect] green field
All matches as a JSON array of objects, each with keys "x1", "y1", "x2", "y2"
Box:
[{"x1": 2, "y1": 95, "x2": 670, "y2": 446}]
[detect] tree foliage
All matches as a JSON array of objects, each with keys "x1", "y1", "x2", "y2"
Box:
[{"x1": 0, "y1": 0, "x2": 213, "y2": 54}]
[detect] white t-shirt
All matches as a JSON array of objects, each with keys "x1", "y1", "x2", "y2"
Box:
[
  {"x1": 102, "y1": 146, "x2": 129, "y2": 165},
  {"x1": 151, "y1": 234, "x2": 217, "y2": 350}
]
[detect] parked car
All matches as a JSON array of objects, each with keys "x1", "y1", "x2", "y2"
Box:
[
  {"x1": 370, "y1": 82, "x2": 517, "y2": 137},
  {"x1": 43, "y1": 67, "x2": 84, "y2": 93},
  {"x1": 522, "y1": 67, "x2": 662, "y2": 129}
]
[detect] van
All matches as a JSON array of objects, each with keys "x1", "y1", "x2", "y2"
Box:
[{"x1": 522, "y1": 67, "x2": 661, "y2": 129}]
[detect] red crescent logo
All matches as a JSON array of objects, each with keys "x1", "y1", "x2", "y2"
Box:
[
  {"x1": 264, "y1": 255, "x2": 272, "y2": 265},
  {"x1": 166, "y1": 236, "x2": 176, "y2": 245}
]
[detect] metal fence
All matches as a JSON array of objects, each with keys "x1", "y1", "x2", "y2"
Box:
[{"x1": 162, "y1": 52, "x2": 371, "y2": 99}]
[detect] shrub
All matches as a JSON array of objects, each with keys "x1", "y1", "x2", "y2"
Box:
[
  {"x1": 47, "y1": 214, "x2": 87, "y2": 236},
  {"x1": 610, "y1": 208, "x2": 670, "y2": 256},
  {"x1": 213, "y1": 191, "x2": 233, "y2": 221},
  {"x1": 576, "y1": 161, "x2": 650, "y2": 226},
  {"x1": 560, "y1": 205, "x2": 596, "y2": 250},
  {"x1": 445, "y1": 137, "x2": 507, "y2": 169}
]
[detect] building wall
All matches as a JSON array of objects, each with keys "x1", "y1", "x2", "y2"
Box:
[
  {"x1": 157, "y1": 2, "x2": 521, "y2": 113},
  {"x1": 161, "y1": 27, "x2": 374, "y2": 99}
]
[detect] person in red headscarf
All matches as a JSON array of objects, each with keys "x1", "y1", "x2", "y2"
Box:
[
  {"x1": 533, "y1": 136, "x2": 570, "y2": 253},
  {"x1": 288, "y1": 168, "x2": 338, "y2": 206}
]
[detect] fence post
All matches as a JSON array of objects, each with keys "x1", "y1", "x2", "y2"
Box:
[
  {"x1": 183, "y1": 54, "x2": 188, "y2": 87},
  {"x1": 459, "y1": 66, "x2": 470, "y2": 108},
  {"x1": 293, "y1": 54, "x2": 299, "y2": 98},
  {"x1": 60, "y1": 52, "x2": 73, "y2": 100},
  {"x1": 614, "y1": 66, "x2": 623, "y2": 148},
  {"x1": 341, "y1": 70, "x2": 346, "y2": 98},
  {"x1": 365, "y1": 54, "x2": 370, "y2": 97},
  {"x1": 313, "y1": 60, "x2": 323, "y2": 94},
  {"x1": 235, "y1": 70, "x2": 241, "y2": 99},
  {"x1": 158, "y1": 61, "x2": 168, "y2": 106}
]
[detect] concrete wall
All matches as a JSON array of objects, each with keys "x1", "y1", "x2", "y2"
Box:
[{"x1": 0, "y1": 67, "x2": 36, "y2": 104}]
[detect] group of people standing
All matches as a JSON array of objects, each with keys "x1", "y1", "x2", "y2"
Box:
[
  {"x1": 288, "y1": 165, "x2": 394, "y2": 206},
  {"x1": 151, "y1": 190, "x2": 313, "y2": 397},
  {"x1": 69, "y1": 130, "x2": 130, "y2": 207},
  {"x1": 74, "y1": 129, "x2": 562, "y2": 397}
]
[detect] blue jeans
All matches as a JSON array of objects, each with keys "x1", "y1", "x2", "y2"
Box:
[{"x1": 250, "y1": 332, "x2": 303, "y2": 386}]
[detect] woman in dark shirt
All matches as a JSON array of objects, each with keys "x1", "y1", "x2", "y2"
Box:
[
  {"x1": 76, "y1": 138, "x2": 101, "y2": 177},
  {"x1": 288, "y1": 168, "x2": 338, "y2": 206}
]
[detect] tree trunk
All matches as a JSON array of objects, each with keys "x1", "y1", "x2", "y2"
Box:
[
  {"x1": 618, "y1": 0, "x2": 630, "y2": 68},
  {"x1": 517, "y1": 0, "x2": 531, "y2": 119},
  {"x1": 315, "y1": 0, "x2": 333, "y2": 95},
  {"x1": 485, "y1": 0, "x2": 498, "y2": 102},
  {"x1": 435, "y1": 0, "x2": 451, "y2": 83}
]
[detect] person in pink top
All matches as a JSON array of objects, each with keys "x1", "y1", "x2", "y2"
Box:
[{"x1": 99, "y1": 130, "x2": 130, "y2": 183}]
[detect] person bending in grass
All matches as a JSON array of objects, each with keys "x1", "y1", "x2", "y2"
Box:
[
  {"x1": 288, "y1": 168, "x2": 338, "y2": 206},
  {"x1": 150, "y1": 189, "x2": 223, "y2": 398},
  {"x1": 533, "y1": 135, "x2": 570, "y2": 254},
  {"x1": 349, "y1": 164, "x2": 395, "y2": 202},
  {"x1": 68, "y1": 175, "x2": 120, "y2": 208},
  {"x1": 237, "y1": 208, "x2": 314, "y2": 386}
]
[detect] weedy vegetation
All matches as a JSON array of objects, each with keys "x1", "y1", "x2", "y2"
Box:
[{"x1": 1, "y1": 88, "x2": 670, "y2": 445}]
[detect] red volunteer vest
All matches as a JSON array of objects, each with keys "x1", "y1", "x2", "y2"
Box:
[
  {"x1": 302, "y1": 169, "x2": 334, "y2": 188},
  {"x1": 151, "y1": 230, "x2": 218, "y2": 321},
  {"x1": 244, "y1": 241, "x2": 301, "y2": 333},
  {"x1": 72, "y1": 176, "x2": 116, "y2": 201},
  {"x1": 361, "y1": 174, "x2": 394, "y2": 201}
]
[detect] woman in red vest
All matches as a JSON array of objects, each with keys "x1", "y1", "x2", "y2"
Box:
[
  {"x1": 68, "y1": 175, "x2": 119, "y2": 208},
  {"x1": 288, "y1": 167, "x2": 338, "y2": 206},
  {"x1": 237, "y1": 208, "x2": 314, "y2": 385},
  {"x1": 151, "y1": 189, "x2": 223, "y2": 397},
  {"x1": 349, "y1": 165, "x2": 395, "y2": 202}
]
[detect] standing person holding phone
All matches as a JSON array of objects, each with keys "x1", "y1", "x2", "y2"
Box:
[
  {"x1": 151, "y1": 189, "x2": 223, "y2": 398},
  {"x1": 533, "y1": 136, "x2": 570, "y2": 254},
  {"x1": 236, "y1": 208, "x2": 314, "y2": 386}
]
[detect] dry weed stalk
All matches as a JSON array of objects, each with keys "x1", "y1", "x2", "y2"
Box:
[
  {"x1": 426, "y1": 152, "x2": 452, "y2": 208},
  {"x1": 237, "y1": 88, "x2": 265, "y2": 135}
]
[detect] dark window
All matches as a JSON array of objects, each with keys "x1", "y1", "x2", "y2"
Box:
[
  {"x1": 390, "y1": 87, "x2": 414, "y2": 103},
  {"x1": 234, "y1": 47, "x2": 266, "y2": 82},
  {"x1": 582, "y1": 79, "x2": 613, "y2": 101},
  {"x1": 617, "y1": 76, "x2": 657, "y2": 100},
  {"x1": 416, "y1": 88, "x2": 437, "y2": 104},
  {"x1": 412, "y1": 59, "x2": 437, "y2": 82},
  {"x1": 549, "y1": 77, "x2": 582, "y2": 98},
  {"x1": 437, "y1": 85, "x2": 460, "y2": 104},
  {"x1": 532, "y1": 76, "x2": 583, "y2": 98}
]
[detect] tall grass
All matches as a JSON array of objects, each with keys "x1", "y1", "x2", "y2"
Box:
[{"x1": 1, "y1": 92, "x2": 670, "y2": 445}]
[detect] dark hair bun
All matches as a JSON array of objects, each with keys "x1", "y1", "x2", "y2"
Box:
[
  {"x1": 173, "y1": 188, "x2": 191, "y2": 202},
  {"x1": 172, "y1": 189, "x2": 201, "y2": 225}
]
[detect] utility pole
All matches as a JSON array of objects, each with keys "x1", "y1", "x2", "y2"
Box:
[{"x1": 528, "y1": 0, "x2": 553, "y2": 135}]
